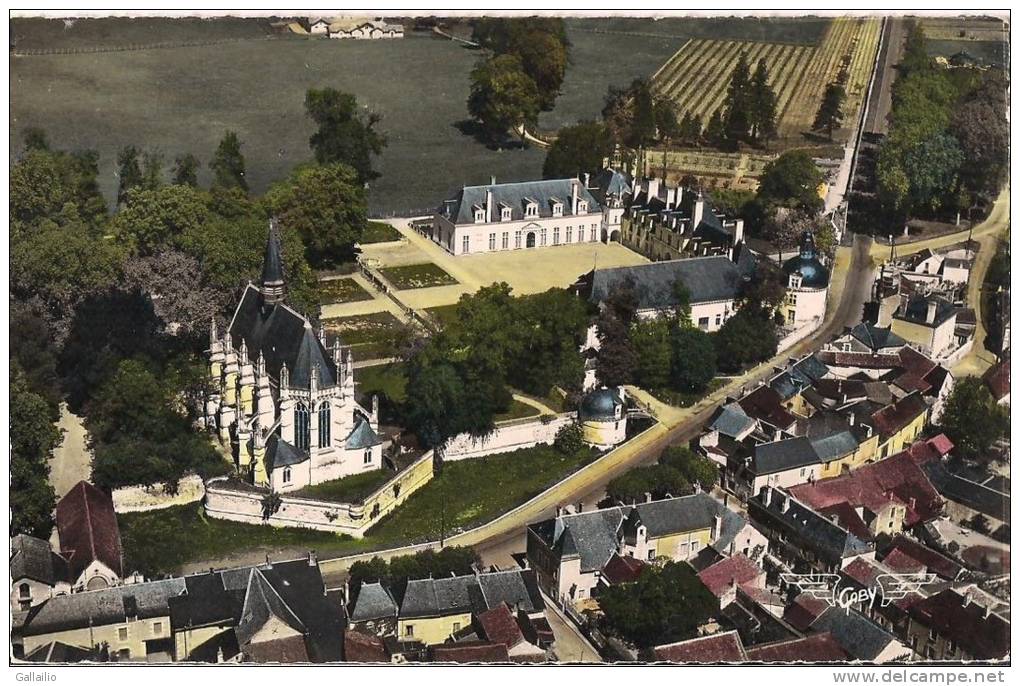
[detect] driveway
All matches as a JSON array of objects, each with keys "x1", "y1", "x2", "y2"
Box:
[
  {"x1": 542, "y1": 592, "x2": 603, "y2": 663},
  {"x1": 48, "y1": 403, "x2": 92, "y2": 499}
]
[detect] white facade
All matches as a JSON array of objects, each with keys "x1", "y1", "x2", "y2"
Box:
[
  {"x1": 783, "y1": 278, "x2": 828, "y2": 328},
  {"x1": 433, "y1": 211, "x2": 605, "y2": 256}
]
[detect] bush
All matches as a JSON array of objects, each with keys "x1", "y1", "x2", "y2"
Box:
[{"x1": 553, "y1": 422, "x2": 585, "y2": 456}]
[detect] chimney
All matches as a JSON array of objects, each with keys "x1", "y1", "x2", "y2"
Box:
[
  {"x1": 644, "y1": 492, "x2": 653, "y2": 503},
  {"x1": 485, "y1": 187, "x2": 494, "y2": 223},
  {"x1": 713, "y1": 514, "x2": 723, "y2": 539},
  {"x1": 646, "y1": 177, "x2": 660, "y2": 202},
  {"x1": 926, "y1": 300, "x2": 938, "y2": 325},
  {"x1": 693, "y1": 191, "x2": 705, "y2": 227},
  {"x1": 848, "y1": 412, "x2": 856, "y2": 426},
  {"x1": 732, "y1": 218, "x2": 744, "y2": 245},
  {"x1": 583, "y1": 172, "x2": 591, "y2": 189},
  {"x1": 780, "y1": 494, "x2": 791, "y2": 514},
  {"x1": 308, "y1": 550, "x2": 317, "y2": 567},
  {"x1": 763, "y1": 487, "x2": 773, "y2": 507},
  {"x1": 571, "y1": 179, "x2": 580, "y2": 215}
]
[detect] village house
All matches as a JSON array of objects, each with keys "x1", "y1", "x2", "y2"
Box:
[
  {"x1": 205, "y1": 223, "x2": 383, "y2": 492},
  {"x1": 984, "y1": 354, "x2": 1010, "y2": 406},
  {"x1": 649, "y1": 630, "x2": 747, "y2": 663},
  {"x1": 696, "y1": 554, "x2": 767, "y2": 609},
  {"x1": 890, "y1": 293, "x2": 961, "y2": 362},
  {"x1": 56, "y1": 481, "x2": 124, "y2": 592},
  {"x1": 743, "y1": 633, "x2": 850, "y2": 662},
  {"x1": 748, "y1": 487, "x2": 875, "y2": 574},
  {"x1": 810, "y1": 607, "x2": 913, "y2": 663},
  {"x1": 432, "y1": 176, "x2": 608, "y2": 255},
  {"x1": 905, "y1": 587, "x2": 1010, "y2": 661},
  {"x1": 526, "y1": 494, "x2": 765, "y2": 604}
]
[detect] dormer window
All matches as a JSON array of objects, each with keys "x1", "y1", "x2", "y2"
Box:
[
  {"x1": 524, "y1": 198, "x2": 538, "y2": 218},
  {"x1": 551, "y1": 198, "x2": 564, "y2": 217},
  {"x1": 500, "y1": 205, "x2": 512, "y2": 222},
  {"x1": 577, "y1": 200, "x2": 588, "y2": 213},
  {"x1": 473, "y1": 206, "x2": 485, "y2": 223},
  {"x1": 790, "y1": 274, "x2": 802, "y2": 289}
]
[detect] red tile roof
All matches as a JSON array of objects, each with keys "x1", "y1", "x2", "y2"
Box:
[
  {"x1": 432, "y1": 641, "x2": 510, "y2": 663},
  {"x1": 871, "y1": 393, "x2": 928, "y2": 438},
  {"x1": 905, "y1": 435, "x2": 954, "y2": 465},
  {"x1": 841, "y1": 558, "x2": 925, "y2": 611},
  {"x1": 783, "y1": 595, "x2": 830, "y2": 632},
  {"x1": 344, "y1": 630, "x2": 389, "y2": 663},
  {"x1": 883, "y1": 535, "x2": 962, "y2": 581},
  {"x1": 476, "y1": 603, "x2": 525, "y2": 650},
  {"x1": 880, "y1": 549, "x2": 926, "y2": 573},
  {"x1": 601, "y1": 553, "x2": 647, "y2": 585},
  {"x1": 927, "y1": 434, "x2": 954, "y2": 457},
  {"x1": 788, "y1": 451, "x2": 943, "y2": 532},
  {"x1": 55, "y1": 481, "x2": 123, "y2": 581},
  {"x1": 652, "y1": 631, "x2": 747, "y2": 663},
  {"x1": 697, "y1": 554, "x2": 763, "y2": 598},
  {"x1": 817, "y1": 350, "x2": 901, "y2": 369},
  {"x1": 744, "y1": 633, "x2": 849, "y2": 663},
  {"x1": 739, "y1": 386, "x2": 797, "y2": 429},
  {"x1": 984, "y1": 358, "x2": 1010, "y2": 401},
  {"x1": 908, "y1": 589, "x2": 1010, "y2": 660}
]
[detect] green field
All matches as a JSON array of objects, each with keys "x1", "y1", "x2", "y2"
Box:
[
  {"x1": 361, "y1": 220, "x2": 403, "y2": 244},
  {"x1": 357, "y1": 361, "x2": 409, "y2": 403},
  {"x1": 323, "y1": 311, "x2": 407, "y2": 360},
  {"x1": 291, "y1": 468, "x2": 393, "y2": 503},
  {"x1": 380, "y1": 262, "x2": 458, "y2": 290},
  {"x1": 317, "y1": 277, "x2": 373, "y2": 304}
]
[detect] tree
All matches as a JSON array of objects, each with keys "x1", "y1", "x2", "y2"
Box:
[
  {"x1": 11, "y1": 147, "x2": 106, "y2": 231},
  {"x1": 596, "y1": 315, "x2": 637, "y2": 388},
  {"x1": 263, "y1": 162, "x2": 368, "y2": 267},
  {"x1": 723, "y1": 52, "x2": 752, "y2": 143},
  {"x1": 757, "y1": 150, "x2": 825, "y2": 214},
  {"x1": 669, "y1": 326, "x2": 716, "y2": 393},
  {"x1": 813, "y1": 82, "x2": 846, "y2": 139},
  {"x1": 628, "y1": 80, "x2": 657, "y2": 148},
  {"x1": 599, "y1": 561, "x2": 719, "y2": 647},
  {"x1": 713, "y1": 308, "x2": 778, "y2": 373},
  {"x1": 678, "y1": 111, "x2": 703, "y2": 146},
  {"x1": 606, "y1": 465, "x2": 689, "y2": 504},
  {"x1": 142, "y1": 150, "x2": 164, "y2": 190},
  {"x1": 542, "y1": 121, "x2": 613, "y2": 180},
  {"x1": 653, "y1": 98, "x2": 682, "y2": 143},
  {"x1": 110, "y1": 184, "x2": 210, "y2": 255},
  {"x1": 305, "y1": 88, "x2": 388, "y2": 184},
  {"x1": 553, "y1": 422, "x2": 586, "y2": 457},
  {"x1": 632, "y1": 318, "x2": 672, "y2": 390},
  {"x1": 471, "y1": 17, "x2": 569, "y2": 111},
  {"x1": 10, "y1": 367, "x2": 60, "y2": 539},
  {"x1": 117, "y1": 145, "x2": 144, "y2": 206},
  {"x1": 23, "y1": 127, "x2": 49, "y2": 152},
  {"x1": 210, "y1": 130, "x2": 248, "y2": 191},
  {"x1": 749, "y1": 58, "x2": 778, "y2": 142},
  {"x1": 467, "y1": 54, "x2": 541, "y2": 144},
  {"x1": 348, "y1": 547, "x2": 480, "y2": 601},
  {"x1": 509, "y1": 288, "x2": 588, "y2": 395},
  {"x1": 704, "y1": 107, "x2": 727, "y2": 148},
  {"x1": 899, "y1": 131, "x2": 964, "y2": 214},
  {"x1": 172, "y1": 153, "x2": 201, "y2": 187},
  {"x1": 951, "y1": 71, "x2": 1008, "y2": 202},
  {"x1": 659, "y1": 445, "x2": 718, "y2": 490},
  {"x1": 10, "y1": 303, "x2": 63, "y2": 416},
  {"x1": 939, "y1": 376, "x2": 1009, "y2": 461}
]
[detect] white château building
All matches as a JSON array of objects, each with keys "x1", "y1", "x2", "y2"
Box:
[
  {"x1": 205, "y1": 223, "x2": 383, "y2": 493},
  {"x1": 781, "y1": 232, "x2": 830, "y2": 328},
  {"x1": 431, "y1": 174, "x2": 627, "y2": 255}
]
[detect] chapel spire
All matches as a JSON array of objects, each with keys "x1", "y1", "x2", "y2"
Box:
[{"x1": 260, "y1": 218, "x2": 287, "y2": 305}]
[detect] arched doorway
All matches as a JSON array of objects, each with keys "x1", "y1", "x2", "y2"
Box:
[{"x1": 526, "y1": 231, "x2": 536, "y2": 248}]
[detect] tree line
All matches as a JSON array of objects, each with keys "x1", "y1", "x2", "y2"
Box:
[{"x1": 9, "y1": 87, "x2": 389, "y2": 539}]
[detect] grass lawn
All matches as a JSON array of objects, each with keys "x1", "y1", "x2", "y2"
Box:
[
  {"x1": 380, "y1": 262, "x2": 458, "y2": 290},
  {"x1": 424, "y1": 303, "x2": 461, "y2": 328},
  {"x1": 494, "y1": 399, "x2": 541, "y2": 422},
  {"x1": 366, "y1": 444, "x2": 595, "y2": 542},
  {"x1": 324, "y1": 311, "x2": 407, "y2": 361},
  {"x1": 356, "y1": 362, "x2": 408, "y2": 403},
  {"x1": 118, "y1": 502, "x2": 366, "y2": 578},
  {"x1": 650, "y1": 378, "x2": 728, "y2": 408},
  {"x1": 291, "y1": 469, "x2": 394, "y2": 504},
  {"x1": 317, "y1": 277, "x2": 373, "y2": 305},
  {"x1": 361, "y1": 220, "x2": 403, "y2": 244}
]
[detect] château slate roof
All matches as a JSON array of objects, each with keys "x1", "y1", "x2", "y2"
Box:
[
  {"x1": 264, "y1": 434, "x2": 309, "y2": 472},
  {"x1": 10, "y1": 534, "x2": 71, "y2": 587},
  {"x1": 261, "y1": 225, "x2": 285, "y2": 286},
  {"x1": 345, "y1": 417, "x2": 382, "y2": 450},
  {"x1": 440, "y1": 178, "x2": 602, "y2": 225},
  {"x1": 56, "y1": 481, "x2": 124, "y2": 581},
  {"x1": 229, "y1": 284, "x2": 337, "y2": 389},
  {"x1": 850, "y1": 323, "x2": 906, "y2": 351},
  {"x1": 585, "y1": 251, "x2": 755, "y2": 311}
]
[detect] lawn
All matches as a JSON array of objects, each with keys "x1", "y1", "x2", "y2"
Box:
[
  {"x1": 323, "y1": 311, "x2": 408, "y2": 361},
  {"x1": 380, "y1": 263, "x2": 458, "y2": 290},
  {"x1": 494, "y1": 399, "x2": 541, "y2": 422},
  {"x1": 356, "y1": 362, "x2": 409, "y2": 404},
  {"x1": 291, "y1": 468, "x2": 394, "y2": 504},
  {"x1": 361, "y1": 220, "x2": 403, "y2": 244},
  {"x1": 650, "y1": 378, "x2": 728, "y2": 408},
  {"x1": 424, "y1": 303, "x2": 461, "y2": 328},
  {"x1": 118, "y1": 501, "x2": 366, "y2": 578},
  {"x1": 317, "y1": 277, "x2": 373, "y2": 304},
  {"x1": 366, "y1": 444, "x2": 595, "y2": 542}
]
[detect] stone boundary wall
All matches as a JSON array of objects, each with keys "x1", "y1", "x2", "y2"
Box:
[
  {"x1": 777, "y1": 316, "x2": 824, "y2": 354},
  {"x1": 204, "y1": 451, "x2": 435, "y2": 537},
  {"x1": 111, "y1": 474, "x2": 205, "y2": 513},
  {"x1": 443, "y1": 414, "x2": 574, "y2": 461}
]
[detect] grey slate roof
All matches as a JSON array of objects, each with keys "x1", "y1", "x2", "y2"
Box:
[
  {"x1": 590, "y1": 168, "x2": 631, "y2": 203},
  {"x1": 10, "y1": 534, "x2": 70, "y2": 586},
  {"x1": 345, "y1": 417, "x2": 382, "y2": 450},
  {"x1": 782, "y1": 232, "x2": 829, "y2": 288},
  {"x1": 850, "y1": 323, "x2": 906, "y2": 351},
  {"x1": 709, "y1": 402, "x2": 756, "y2": 438},
  {"x1": 809, "y1": 431, "x2": 860, "y2": 463},
  {"x1": 235, "y1": 568, "x2": 306, "y2": 646},
  {"x1": 229, "y1": 285, "x2": 337, "y2": 389},
  {"x1": 265, "y1": 434, "x2": 309, "y2": 472},
  {"x1": 25, "y1": 642, "x2": 97, "y2": 663},
  {"x1": 261, "y1": 225, "x2": 285, "y2": 286},
  {"x1": 22, "y1": 578, "x2": 188, "y2": 636},
  {"x1": 896, "y1": 295, "x2": 956, "y2": 328},
  {"x1": 632, "y1": 493, "x2": 725, "y2": 538},
  {"x1": 812, "y1": 607, "x2": 906, "y2": 661},
  {"x1": 440, "y1": 178, "x2": 601, "y2": 225},
  {"x1": 547, "y1": 507, "x2": 627, "y2": 573},
  {"x1": 350, "y1": 581, "x2": 397, "y2": 622},
  {"x1": 752, "y1": 437, "x2": 821, "y2": 475},
  {"x1": 923, "y1": 460, "x2": 1011, "y2": 523},
  {"x1": 586, "y1": 250, "x2": 755, "y2": 311},
  {"x1": 772, "y1": 354, "x2": 831, "y2": 400},
  {"x1": 751, "y1": 490, "x2": 873, "y2": 564},
  {"x1": 711, "y1": 508, "x2": 751, "y2": 555},
  {"x1": 579, "y1": 387, "x2": 623, "y2": 421},
  {"x1": 476, "y1": 569, "x2": 545, "y2": 613},
  {"x1": 398, "y1": 575, "x2": 481, "y2": 619}
]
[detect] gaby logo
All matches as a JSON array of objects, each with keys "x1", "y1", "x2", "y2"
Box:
[{"x1": 780, "y1": 572, "x2": 938, "y2": 614}]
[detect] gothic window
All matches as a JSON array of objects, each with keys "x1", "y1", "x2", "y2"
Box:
[
  {"x1": 318, "y1": 402, "x2": 331, "y2": 448},
  {"x1": 283, "y1": 467, "x2": 292, "y2": 484},
  {"x1": 364, "y1": 449, "x2": 373, "y2": 464},
  {"x1": 294, "y1": 402, "x2": 310, "y2": 452}
]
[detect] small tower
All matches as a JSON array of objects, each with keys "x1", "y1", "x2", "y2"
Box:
[
  {"x1": 260, "y1": 219, "x2": 287, "y2": 306},
  {"x1": 238, "y1": 338, "x2": 255, "y2": 416},
  {"x1": 255, "y1": 351, "x2": 275, "y2": 430}
]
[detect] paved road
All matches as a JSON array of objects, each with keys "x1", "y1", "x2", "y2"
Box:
[
  {"x1": 48, "y1": 404, "x2": 91, "y2": 499},
  {"x1": 864, "y1": 17, "x2": 907, "y2": 136},
  {"x1": 542, "y1": 593, "x2": 603, "y2": 663}
]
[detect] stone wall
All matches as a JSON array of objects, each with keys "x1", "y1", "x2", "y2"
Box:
[
  {"x1": 204, "y1": 451, "x2": 435, "y2": 538},
  {"x1": 443, "y1": 414, "x2": 574, "y2": 461},
  {"x1": 111, "y1": 474, "x2": 205, "y2": 513}
]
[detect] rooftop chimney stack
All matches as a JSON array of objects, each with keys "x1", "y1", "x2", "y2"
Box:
[
  {"x1": 926, "y1": 299, "x2": 938, "y2": 325},
  {"x1": 485, "y1": 187, "x2": 494, "y2": 223},
  {"x1": 693, "y1": 191, "x2": 705, "y2": 227},
  {"x1": 571, "y1": 179, "x2": 580, "y2": 215}
]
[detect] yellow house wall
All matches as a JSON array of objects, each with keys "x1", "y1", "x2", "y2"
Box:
[
  {"x1": 397, "y1": 613, "x2": 473, "y2": 646},
  {"x1": 890, "y1": 320, "x2": 934, "y2": 350},
  {"x1": 23, "y1": 614, "x2": 172, "y2": 660},
  {"x1": 174, "y1": 625, "x2": 232, "y2": 660},
  {"x1": 879, "y1": 412, "x2": 927, "y2": 459},
  {"x1": 784, "y1": 393, "x2": 812, "y2": 418},
  {"x1": 818, "y1": 433, "x2": 881, "y2": 479},
  {"x1": 652, "y1": 527, "x2": 712, "y2": 560}
]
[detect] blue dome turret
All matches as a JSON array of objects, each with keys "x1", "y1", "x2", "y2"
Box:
[
  {"x1": 782, "y1": 231, "x2": 830, "y2": 288},
  {"x1": 579, "y1": 387, "x2": 623, "y2": 421}
]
